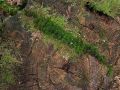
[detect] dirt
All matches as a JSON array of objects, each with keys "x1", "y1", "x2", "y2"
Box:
[{"x1": 0, "y1": 0, "x2": 120, "y2": 90}]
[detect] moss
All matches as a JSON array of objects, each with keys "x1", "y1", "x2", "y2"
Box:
[
  {"x1": 107, "y1": 65, "x2": 113, "y2": 77},
  {"x1": 87, "y1": 0, "x2": 120, "y2": 17},
  {"x1": 24, "y1": 6, "x2": 106, "y2": 65},
  {"x1": 0, "y1": 46, "x2": 18, "y2": 87},
  {"x1": 0, "y1": 0, "x2": 19, "y2": 15}
]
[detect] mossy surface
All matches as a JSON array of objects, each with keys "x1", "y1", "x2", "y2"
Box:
[
  {"x1": 0, "y1": 45, "x2": 18, "y2": 88},
  {"x1": 87, "y1": 0, "x2": 120, "y2": 17},
  {"x1": 24, "y1": 6, "x2": 107, "y2": 65}
]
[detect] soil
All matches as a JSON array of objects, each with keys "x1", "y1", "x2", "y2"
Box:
[{"x1": 0, "y1": 0, "x2": 120, "y2": 90}]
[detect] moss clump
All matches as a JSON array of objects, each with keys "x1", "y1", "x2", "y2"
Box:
[
  {"x1": 0, "y1": 46, "x2": 18, "y2": 88},
  {"x1": 0, "y1": 0, "x2": 19, "y2": 15},
  {"x1": 24, "y1": 6, "x2": 106, "y2": 65},
  {"x1": 87, "y1": 0, "x2": 120, "y2": 17}
]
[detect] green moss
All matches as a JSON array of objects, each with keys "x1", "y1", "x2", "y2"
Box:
[
  {"x1": 0, "y1": 46, "x2": 18, "y2": 87},
  {"x1": 107, "y1": 65, "x2": 113, "y2": 77},
  {"x1": 0, "y1": 0, "x2": 4, "y2": 4},
  {"x1": 0, "y1": 0, "x2": 19, "y2": 15},
  {"x1": 88, "y1": 0, "x2": 120, "y2": 17},
  {"x1": 24, "y1": 6, "x2": 106, "y2": 65}
]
